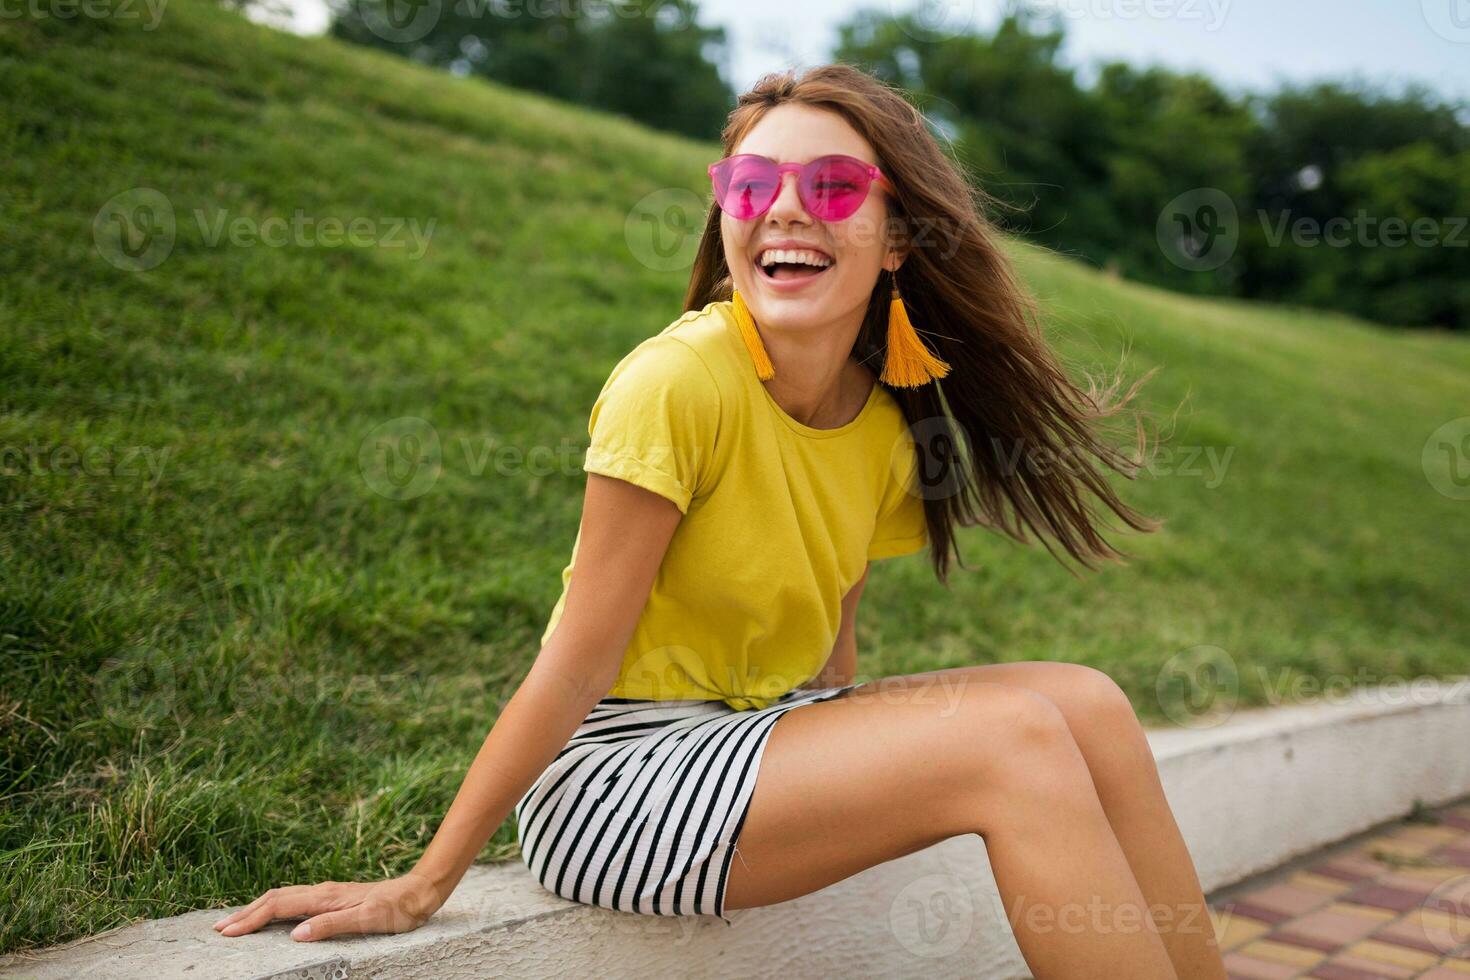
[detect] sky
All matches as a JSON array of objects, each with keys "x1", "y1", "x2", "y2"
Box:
[{"x1": 262, "y1": 0, "x2": 1470, "y2": 103}]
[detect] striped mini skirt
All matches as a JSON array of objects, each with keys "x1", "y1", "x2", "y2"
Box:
[{"x1": 513, "y1": 683, "x2": 861, "y2": 925}]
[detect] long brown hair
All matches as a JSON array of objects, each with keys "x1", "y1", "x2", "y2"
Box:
[{"x1": 683, "y1": 63, "x2": 1167, "y2": 586}]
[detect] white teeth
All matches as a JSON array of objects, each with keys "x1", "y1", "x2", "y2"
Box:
[{"x1": 759, "y1": 248, "x2": 833, "y2": 269}]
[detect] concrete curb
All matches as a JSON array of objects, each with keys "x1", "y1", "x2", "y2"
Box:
[{"x1": 4, "y1": 679, "x2": 1468, "y2": 979}]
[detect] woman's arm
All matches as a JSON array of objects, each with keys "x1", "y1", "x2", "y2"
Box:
[
  {"x1": 801, "y1": 563, "x2": 868, "y2": 689},
  {"x1": 212, "y1": 472, "x2": 683, "y2": 941}
]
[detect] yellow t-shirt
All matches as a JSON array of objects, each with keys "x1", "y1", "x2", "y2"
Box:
[{"x1": 539, "y1": 298, "x2": 929, "y2": 710}]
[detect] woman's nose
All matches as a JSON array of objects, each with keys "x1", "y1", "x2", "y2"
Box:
[{"x1": 766, "y1": 172, "x2": 808, "y2": 222}]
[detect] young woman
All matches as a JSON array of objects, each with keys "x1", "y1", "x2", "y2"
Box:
[{"x1": 214, "y1": 64, "x2": 1226, "y2": 978}]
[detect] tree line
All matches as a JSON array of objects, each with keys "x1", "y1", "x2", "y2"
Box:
[{"x1": 330, "y1": 2, "x2": 1469, "y2": 332}]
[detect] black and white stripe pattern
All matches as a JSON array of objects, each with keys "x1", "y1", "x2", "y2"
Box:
[{"x1": 514, "y1": 684, "x2": 860, "y2": 924}]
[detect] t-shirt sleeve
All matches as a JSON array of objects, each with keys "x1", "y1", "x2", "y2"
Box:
[
  {"x1": 868, "y1": 423, "x2": 929, "y2": 560},
  {"x1": 582, "y1": 336, "x2": 721, "y2": 514}
]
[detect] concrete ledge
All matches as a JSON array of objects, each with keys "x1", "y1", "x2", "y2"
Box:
[{"x1": 4, "y1": 678, "x2": 1468, "y2": 979}]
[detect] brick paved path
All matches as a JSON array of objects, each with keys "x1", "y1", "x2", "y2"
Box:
[{"x1": 1208, "y1": 798, "x2": 1470, "y2": 979}]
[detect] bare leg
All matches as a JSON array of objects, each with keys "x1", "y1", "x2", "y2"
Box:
[
  {"x1": 724, "y1": 677, "x2": 1178, "y2": 979},
  {"x1": 945, "y1": 662, "x2": 1227, "y2": 979}
]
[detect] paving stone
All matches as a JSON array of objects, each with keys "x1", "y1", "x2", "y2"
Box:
[
  {"x1": 1349, "y1": 936, "x2": 1444, "y2": 971},
  {"x1": 1372, "y1": 907, "x2": 1470, "y2": 957},
  {"x1": 1387, "y1": 825, "x2": 1466, "y2": 846},
  {"x1": 1212, "y1": 909, "x2": 1273, "y2": 951},
  {"x1": 1311, "y1": 952, "x2": 1417, "y2": 978},
  {"x1": 1288, "y1": 871, "x2": 1357, "y2": 896},
  {"x1": 1237, "y1": 937, "x2": 1329, "y2": 969},
  {"x1": 1268, "y1": 902, "x2": 1395, "y2": 951},
  {"x1": 1225, "y1": 951, "x2": 1307, "y2": 979},
  {"x1": 1313, "y1": 853, "x2": 1400, "y2": 882},
  {"x1": 1220, "y1": 900, "x2": 1295, "y2": 926},
  {"x1": 1344, "y1": 884, "x2": 1438, "y2": 913},
  {"x1": 1309, "y1": 961, "x2": 1410, "y2": 979},
  {"x1": 1243, "y1": 882, "x2": 1340, "y2": 918},
  {"x1": 1419, "y1": 966, "x2": 1470, "y2": 979},
  {"x1": 1437, "y1": 848, "x2": 1470, "y2": 869}
]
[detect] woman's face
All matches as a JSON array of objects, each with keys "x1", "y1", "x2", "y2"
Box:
[{"x1": 722, "y1": 103, "x2": 902, "y2": 336}]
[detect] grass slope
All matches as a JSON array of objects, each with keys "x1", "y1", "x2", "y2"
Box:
[{"x1": 2, "y1": 0, "x2": 1467, "y2": 953}]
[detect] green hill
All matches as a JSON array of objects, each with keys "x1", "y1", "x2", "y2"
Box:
[{"x1": 2, "y1": 0, "x2": 1467, "y2": 953}]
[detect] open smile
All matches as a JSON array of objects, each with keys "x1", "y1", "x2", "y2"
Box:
[{"x1": 753, "y1": 245, "x2": 834, "y2": 291}]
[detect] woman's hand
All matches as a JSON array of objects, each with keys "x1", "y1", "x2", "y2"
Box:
[{"x1": 212, "y1": 871, "x2": 447, "y2": 942}]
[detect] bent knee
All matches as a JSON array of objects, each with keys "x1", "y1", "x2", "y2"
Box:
[{"x1": 954, "y1": 683, "x2": 1079, "y2": 769}]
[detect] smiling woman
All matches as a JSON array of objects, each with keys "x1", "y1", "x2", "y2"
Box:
[{"x1": 215, "y1": 61, "x2": 1223, "y2": 980}]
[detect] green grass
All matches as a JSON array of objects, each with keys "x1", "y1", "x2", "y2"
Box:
[{"x1": 3, "y1": 0, "x2": 1468, "y2": 955}]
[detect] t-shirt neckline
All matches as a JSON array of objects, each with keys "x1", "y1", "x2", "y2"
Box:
[{"x1": 717, "y1": 300, "x2": 883, "y2": 439}]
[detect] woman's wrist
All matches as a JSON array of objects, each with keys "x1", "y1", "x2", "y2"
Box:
[{"x1": 409, "y1": 858, "x2": 466, "y2": 901}]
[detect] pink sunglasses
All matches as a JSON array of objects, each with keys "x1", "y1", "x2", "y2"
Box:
[{"x1": 708, "y1": 153, "x2": 895, "y2": 222}]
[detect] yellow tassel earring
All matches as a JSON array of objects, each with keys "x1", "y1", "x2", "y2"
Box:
[
  {"x1": 881, "y1": 278, "x2": 951, "y2": 387},
  {"x1": 731, "y1": 287, "x2": 775, "y2": 381}
]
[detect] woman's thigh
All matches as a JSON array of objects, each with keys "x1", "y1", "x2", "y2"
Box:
[{"x1": 722, "y1": 670, "x2": 1078, "y2": 912}]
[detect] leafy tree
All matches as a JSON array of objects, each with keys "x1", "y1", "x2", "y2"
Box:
[{"x1": 329, "y1": 0, "x2": 733, "y2": 140}]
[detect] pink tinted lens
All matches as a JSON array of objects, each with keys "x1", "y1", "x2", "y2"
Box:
[
  {"x1": 710, "y1": 154, "x2": 878, "y2": 220},
  {"x1": 712, "y1": 156, "x2": 781, "y2": 220},
  {"x1": 802, "y1": 156, "x2": 873, "y2": 221}
]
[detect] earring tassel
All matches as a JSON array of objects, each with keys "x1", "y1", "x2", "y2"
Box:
[
  {"x1": 881, "y1": 291, "x2": 951, "y2": 387},
  {"x1": 731, "y1": 288, "x2": 775, "y2": 380}
]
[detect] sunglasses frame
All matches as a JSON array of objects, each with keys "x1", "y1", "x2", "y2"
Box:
[{"x1": 707, "y1": 153, "x2": 896, "y2": 222}]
